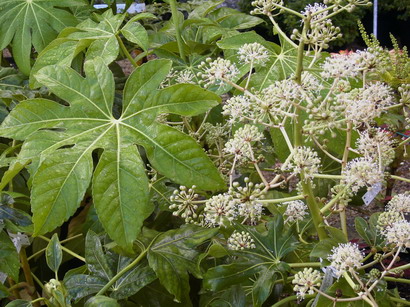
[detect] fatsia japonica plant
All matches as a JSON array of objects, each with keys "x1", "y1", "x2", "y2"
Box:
[{"x1": 0, "y1": 0, "x2": 410, "y2": 306}]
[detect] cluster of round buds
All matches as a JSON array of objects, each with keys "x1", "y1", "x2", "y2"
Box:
[
  {"x1": 250, "y1": 0, "x2": 284, "y2": 16},
  {"x1": 384, "y1": 220, "x2": 410, "y2": 248},
  {"x1": 304, "y1": 100, "x2": 343, "y2": 137},
  {"x1": 229, "y1": 178, "x2": 266, "y2": 224},
  {"x1": 399, "y1": 84, "x2": 410, "y2": 105},
  {"x1": 321, "y1": 52, "x2": 361, "y2": 79},
  {"x1": 292, "y1": 268, "x2": 322, "y2": 299},
  {"x1": 238, "y1": 43, "x2": 269, "y2": 66},
  {"x1": 341, "y1": 82, "x2": 395, "y2": 125},
  {"x1": 285, "y1": 146, "x2": 321, "y2": 180},
  {"x1": 197, "y1": 58, "x2": 239, "y2": 88},
  {"x1": 327, "y1": 243, "x2": 364, "y2": 277},
  {"x1": 202, "y1": 123, "x2": 229, "y2": 146},
  {"x1": 293, "y1": 4, "x2": 342, "y2": 49},
  {"x1": 175, "y1": 69, "x2": 196, "y2": 84},
  {"x1": 386, "y1": 193, "x2": 410, "y2": 216},
  {"x1": 323, "y1": 0, "x2": 372, "y2": 11},
  {"x1": 377, "y1": 211, "x2": 404, "y2": 233},
  {"x1": 222, "y1": 95, "x2": 254, "y2": 124},
  {"x1": 227, "y1": 231, "x2": 256, "y2": 250},
  {"x1": 255, "y1": 79, "x2": 301, "y2": 123},
  {"x1": 160, "y1": 68, "x2": 178, "y2": 88},
  {"x1": 300, "y1": 72, "x2": 323, "y2": 92},
  {"x1": 203, "y1": 193, "x2": 237, "y2": 227},
  {"x1": 342, "y1": 157, "x2": 384, "y2": 193},
  {"x1": 169, "y1": 186, "x2": 199, "y2": 223},
  {"x1": 330, "y1": 184, "x2": 354, "y2": 210},
  {"x1": 356, "y1": 129, "x2": 395, "y2": 167},
  {"x1": 224, "y1": 125, "x2": 264, "y2": 161},
  {"x1": 283, "y1": 200, "x2": 308, "y2": 223}
]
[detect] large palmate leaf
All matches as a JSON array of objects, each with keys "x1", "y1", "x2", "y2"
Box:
[
  {"x1": 0, "y1": 0, "x2": 84, "y2": 75},
  {"x1": 0, "y1": 58, "x2": 224, "y2": 250},
  {"x1": 30, "y1": 10, "x2": 154, "y2": 87}
]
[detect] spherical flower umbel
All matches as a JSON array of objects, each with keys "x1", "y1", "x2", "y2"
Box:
[
  {"x1": 238, "y1": 43, "x2": 269, "y2": 66},
  {"x1": 342, "y1": 157, "x2": 384, "y2": 193},
  {"x1": 384, "y1": 220, "x2": 410, "y2": 248},
  {"x1": 222, "y1": 95, "x2": 253, "y2": 124},
  {"x1": 292, "y1": 268, "x2": 322, "y2": 299},
  {"x1": 227, "y1": 231, "x2": 256, "y2": 250},
  {"x1": 283, "y1": 200, "x2": 308, "y2": 223},
  {"x1": 327, "y1": 243, "x2": 364, "y2": 277},
  {"x1": 251, "y1": 0, "x2": 284, "y2": 16},
  {"x1": 286, "y1": 146, "x2": 321, "y2": 180},
  {"x1": 175, "y1": 69, "x2": 196, "y2": 84},
  {"x1": 169, "y1": 185, "x2": 200, "y2": 223},
  {"x1": 356, "y1": 129, "x2": 395, "y2": 166},
  {"x1": 377, "y1": 211, "x2": 404, "y2": 233},
  {"x1": 198, "y1": 58, "x2": 239, "y2": 88},
  {"x1": 386, "y1": 193, "x2": 410, "y2": 216},
  {"x1": 203, "y1": 194, "x2": 237, "y2": 227},
  {"x1": 224, "y1": 125, "x2": 264, "y2": 161}
]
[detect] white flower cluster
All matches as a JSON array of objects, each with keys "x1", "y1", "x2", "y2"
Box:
[
  {"x1": 384, "y1": 220, "x2": 410, "y2": 248},
  {"x1": 175, "y1": 69, "x2": 196, "y2": 84},
  {"x1": 250, "y1": 0, "x2": 284, "y2": 16},
  {"x1": 295, "y1": 3, "x2": 341, "y2": 49},
  {"x1": 283, "y1": 200, "x2": 308, "y2": 223},
  {"x1": 292, "y1": 268, "x2": 322, "y2": 299},
  {"x1": 356, "y1": 129, "x2": 395, "y2": 166},
  {"x1": 222, "y1": 95, "x2": 253, "y2": 124},
  {"x1": 323, "y1": 0, "x2": 372, "y2": 11},
  {"x1": 169, "y1": 186, "x2": 199, "y2": 223},
  {"x1": 224, "y1": 125, "x2": 263, "y2": 161},
  {"x1": 202, "y1": 123, "x2": 229, "y2": 146},
  {"x1": 386, "y1": 193, "x2": 410, "y2": 215},
  {"x1": 203, "y1": 194, "x2": 236, "y2": 227},
  {"x1": 286, "y1": 146, "x2": 321, "y2": 180},
  {"x1": 340, "y1": 82, "x2": 394, "y2": 125},
  {"x1": 327, "y1": 243, "x2": 364, "y2": 277},
  {"x1": 198, "y1": 58, "x2": 239, "y2": 88},
  {"x1": 227, "y1": 231, "x2": 256, "y2": 250},
  {"x1": 399, "y1": 84, "x2": 410, "y2": 105},
  {"x1": 321, "y1": 49, "x2": 379, "y2": 80},
  {"x1": 238, "y1": 43, "x2": 269, "y2": 66},
  {"x1": 229, "y1": 179, "x2": 265, "y2": 224},
  {"x1": 342, "y1": 157, "x2": 384, "y2": 193},
  {"x1": 377, "y1": 211, "x2": 403, "y2": 233}
]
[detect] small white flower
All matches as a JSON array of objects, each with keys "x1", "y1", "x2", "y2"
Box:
[
  {"x1": 356, "y1": 129, "x2": 395, "y2": 166},
  {"x1": 342, "y1": 157, "x2": 384, "y2": 193},
  {"x1": 292, "y1": 268, "x2": 322, "y2": 299},
  {"x1": 286, "y1": 146, "x2": 321, "y2": 180},
  {"x1": 384, "y1": 220, "x2": 410, "y2": 248},
  {"x1": 321, "y1": 53, "x2": 361, "y2": 79},
  {"x1": 238, "y1": 43, "x2": 269, "y2": 66},
  {"x1": 175, "y1": 69, "x2": 196, "y2": 84},
  {"x1": 198, "y1": 58, "x2": 239, "y2": 88},
  {"x1": 222, "y1": 95, "x2": 253, "y2": 124},
  {"x1": 204, "y1": 194, "x2": 236, "y2": 227},
  {"x1": 328, "y1": 243, "x2": 364, "y2": 277},
  {"x1": 229, "y1": 178, "x2": 265, "y2": 224},
  {"x1": 224, "y1": 125, "x2": 263, "y2": 161},
  {"x1": 251, "y1": 0, "x2": 284, "y2": 16},
  {"x1": 283, "y1": 200, "x2": 308, "y2": 223},
  {"x1": 386, "y1": 193, "x2": 410, "y2": 215},
  {"x1": 169, "y1": 185, "x2": 199, "y2": 223},
  {"x1": 227, "y1": 231, "x2": 256, "y2": 250}
]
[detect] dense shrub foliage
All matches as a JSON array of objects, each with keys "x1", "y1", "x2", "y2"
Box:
[{"x1": 0, "y1": 0, "x2": 409, "y2": 306}]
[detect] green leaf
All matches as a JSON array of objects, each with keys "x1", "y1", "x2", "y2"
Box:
[
  {"x1": 110, "y1": 258, "x2": 157, "y2": 299},
  {"x1": 121, "y1": 20, "x2": 149, "y2": 51},
  {"x1": 45, "y1": 233, "x2": 62, "y2": 273},
  {"x1": 85, "y1": 296, "x2": 120, "y2": 307},
  {"x1": 0, "y1": 0, "x2": 83, "y2": 75},
  {"x1": 85, "y1": 231, "x2": 113, "y2": 281},
  {"x1": 0, "y1": 205, "x2": 32, "y2": 227},
  {"x1": 0, "y1": 278, "x2": 10, "y2": 299},
  {"x1": 5, "y1": 300, "x2": 32, "y2": 307},
  {"x1": 355, "y1": 214, "x2": 384, "y2": 247},
  {"x1": 252, "y1": 267, "x2": 277, "y2": 307},
  {"x1": 148, "y1": 225, "x2": 218, "y2": 302},
  {"x1": 0, "y1": 230, "x2": 19, "y2": 282},
  {"x1": 0, "y1": 58, "x2": 222, "y2": 250},
  {"x1": 65, "y1": 274, "x2": 107, "y2": 302}
]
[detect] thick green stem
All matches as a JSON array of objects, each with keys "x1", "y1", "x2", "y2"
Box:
[
  {"x1": 293, "y1": 18, "x2": 327, "y2": 240},
  {"x1": 260, "y1": 194, "x2": 305, "y2": 204},
  {"x1": 116, "y1": 35, "x2": 138, "y2": 68},
  {"x1": 97, "y1": 249, "x2": 148, "y2": 296},
  {"x1": 389, "y1": 297, "x2": 410, "y2": 306},
  {"x1": 288, "y1": 262, "x2": 321, "y2": 268},
  {"x1": 170, "y1": 0, "x2": 186, "y2": 62},
  {"x1": 384, "y1": 276, "x2": 410, "y2": 284},
  {"x1": 391, "y1": 175, "x2": 410, "y2": 183}
]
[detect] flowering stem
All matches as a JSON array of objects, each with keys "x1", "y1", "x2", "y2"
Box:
[
  {"x1": 320, "y1": 185, "x2": 349, "y2": 214},
  {"x1": 170, "y1": 0, "x2": 186, "y2": 62},
  {"x1": 389, "y1": 297, "x2": 410, "y2": 306},
  {"x1": 390, "y1": 175, "x2": 410, "y2": 183},
  {"x1": 312, "y1": 174, "x2": 344, "y2": 180},
  {"x1": 288, "y1": 262, "x2": 321, "y2": 268},
  {"x1": 259, "y1": 194, "x2": 305, "y2": 204},
  {"x1": 267, "y1": 14, "x2": 298, "y2": 48},
  {"x1": 384, "y1": 276, "x2": 410, "y2": 284}
]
